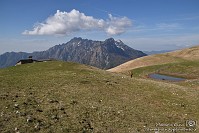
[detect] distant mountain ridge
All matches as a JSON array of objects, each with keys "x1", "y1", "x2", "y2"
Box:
[
  {"x1": 0, "y1": 37, "x2": 146, "y2": 69},
  {"x1": 144, "y1": 50, "x2": 172, "y2": 55}
]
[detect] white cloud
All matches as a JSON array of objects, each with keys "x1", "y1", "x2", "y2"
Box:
[
  {"x1": 23, "y1": 9, "x2": 132, "y2": 36},
  {"x1": 106, "y1": 14, "x2": 132, "y2": 35}
]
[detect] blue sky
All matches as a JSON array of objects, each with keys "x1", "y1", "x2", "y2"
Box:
[{"x1": 0, "y1": 0, "x2": 199, "y2": 54}]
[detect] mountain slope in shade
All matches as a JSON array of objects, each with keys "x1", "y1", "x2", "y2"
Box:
[
  {"x1": 0, "y1": 37, "x2": 146, "y2": 69},
  {"x1": 107, "y1": 45, "x2": 199, "y2": 73},
  {"x1": 0, "y1": 52, "x2": 30, "y2": 68}
]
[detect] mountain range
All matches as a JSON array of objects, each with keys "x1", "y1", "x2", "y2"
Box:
[
  {"x1": 0, "y1": 37, "x2": 146, "y2": 69},
  {"x1": 143, "y1": 50, "x2": 171, "y2": 55}
]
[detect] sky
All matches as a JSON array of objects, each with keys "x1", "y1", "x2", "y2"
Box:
[{"x1": 0, "y1": 0, "x2": 199, "y2": 54}]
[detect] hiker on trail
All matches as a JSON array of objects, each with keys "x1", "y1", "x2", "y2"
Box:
[{"x1": 130, "y1": 72, "x2": 133, "y2": 78}]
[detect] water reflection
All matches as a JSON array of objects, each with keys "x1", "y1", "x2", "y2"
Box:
[{"x1": 149, "y1": 73, "x2": 185, "y2": 81}]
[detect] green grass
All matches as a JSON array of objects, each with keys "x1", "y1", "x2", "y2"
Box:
[
  {"x1": 130, "y1": 60, "x2": 199, "y2": 88},
  {"x1": 0, "y1": 61, "x2": 199, "y2": 133},
  {"x1": 131, "y1": 61, "x2": 199, "y2": 77}
]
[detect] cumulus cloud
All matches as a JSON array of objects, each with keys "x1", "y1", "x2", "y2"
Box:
[
  {"x1": 23, "y1": 9, "x2": 132, "y2": 36},
  {"x1": 106, "y1": 14, "x2": 132, "y2": 35}
]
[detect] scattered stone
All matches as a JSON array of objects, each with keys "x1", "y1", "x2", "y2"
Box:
[
  {"x1": 36, "y1": 109, "x2": 43, "y2": 112},
  {"x1": 91, "y1": 105, "x2": 97, "y2": 109},
  {"x1": 1, "y1": 112, "x2": 4, "y2": 117},
  {"x1": 117, "y1": 110, "x2": 122, "y2": 114},
  {"x1": 4, "y1": 118, "x2": 9, "y2": 121},
  {"x1": 16, "y1": 111, "x2": 20, "y2": 115},
  {"x1": 181, "y1": 104, "x2": 186, "y2": 108},
  {"x1": 49, "y1": 99, "x2": 59, "y2": 103},
  {"x1": 14, "y1": 104, "x2": 19, "y2": 109},
  {"x1": 27, "y1": 116, "x2": 33, "y2": 123},
  {"x1": 15, "y1": 127, "x2": 20, "y2": 133},
  {"x1": 59, "y1": 115, "x2": 63, "y2": 118},
  {"x1": 80, "y1": 119, "x2": 94, "y2": 131},
  {"x1": 107, "y1": 82, "x2": 113, "y2": 86},
  {"x1": 0, "y1": 94, "x2": 9, "y2": 99},
  {"x1": 51, "y1": 115, "x2": 59, "y2": 120},
  {"x1": 34, "y1": 123, "x2": 40, "y2": 130},
  {"x1": 23, "y1": 102, "x2": 28, "y2": 105},
  {"x1": 59, "y1": 107, "x2": 65, "y2": 111}
]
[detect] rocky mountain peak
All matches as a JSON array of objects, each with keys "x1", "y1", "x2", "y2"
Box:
[
  {"x1": 69, "y1": 37, "x2": 83, "y2": 43},
  {"x1": 0, "y1": 37, "x2": 147, "y2": 69},
  {"x1": 116, "y1": 39, "x2": 123, "y2": 44},
  {"x1": 104, "y1": 38, "x2": 115, "y2": 43}
]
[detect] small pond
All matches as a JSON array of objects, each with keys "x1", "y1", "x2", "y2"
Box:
[{"x1": 148, "y1": 73, "x2": 186, "y2": 81}]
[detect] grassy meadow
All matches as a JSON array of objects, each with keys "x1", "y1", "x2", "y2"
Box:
[
  {"x1": 131, "y1": 60, "x2": 199, "y2": 89},
  {"x1": 0, "y1": 61, "x2": 198, "y2": 132}
]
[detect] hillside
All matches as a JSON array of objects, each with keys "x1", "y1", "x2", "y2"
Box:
[
  {"x1": 168, "y1": 45, "x2": 199, "y2": 60},
  {"x1": 108, "y1": 45, "x2": 199, "y2": 73},
  {"x1": 0, "y1": 61, "x2": 198, "y2": 132},
  {"x1": 0, "y1": 37, "x2": 146, "y2": 69}
]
